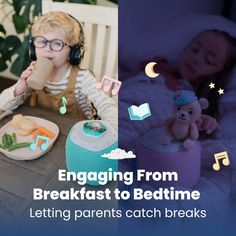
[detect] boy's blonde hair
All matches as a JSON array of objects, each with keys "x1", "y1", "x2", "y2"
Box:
[{"x1": 31, "y1": 11, "x2": 84, "y2": 46}]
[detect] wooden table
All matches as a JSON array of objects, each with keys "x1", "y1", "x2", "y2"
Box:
[{"x1": 0, "y1": 106, "x2": 117, "y2": 231}]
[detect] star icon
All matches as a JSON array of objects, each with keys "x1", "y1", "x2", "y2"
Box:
[
  {"x1": 218, "y1": 88, "x2": 224, "y2": 95},
  {"x1": 209, "y1": 82, "x2": 215, "y2": 89}
]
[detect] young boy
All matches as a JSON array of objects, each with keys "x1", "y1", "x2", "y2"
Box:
[{"x1": 0, "y1": 11, "x2": 117, "y2": 130}]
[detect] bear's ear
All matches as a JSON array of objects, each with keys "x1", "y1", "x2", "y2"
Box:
[{"x1": 199, "y1": 98, "x2": 209, "y2": 110}]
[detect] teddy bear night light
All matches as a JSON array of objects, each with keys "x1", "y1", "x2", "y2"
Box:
[{"x1": 161, "y1": 90, "x2": 209, "y2": 149}]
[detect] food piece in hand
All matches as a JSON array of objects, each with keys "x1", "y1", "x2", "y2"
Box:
[{"x1": 11, "y1": 114, "x2": 37, "y2": 136}]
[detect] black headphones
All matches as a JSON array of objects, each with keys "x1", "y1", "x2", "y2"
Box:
[{"x1": 29, "y1": 13, "x2": 85, "y2": 65}]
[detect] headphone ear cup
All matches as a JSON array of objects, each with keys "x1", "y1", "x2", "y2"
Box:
[
  {"x1": 69, "y1": 45, "x2": 83, "y2": 65},
  {"x1": 29, "y1": 42, "x2": 37, "y2": 61}
]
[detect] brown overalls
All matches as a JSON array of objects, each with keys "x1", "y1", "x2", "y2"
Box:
[{"x1": 37, "y1": 66, "x2": 87, "y2": 120}]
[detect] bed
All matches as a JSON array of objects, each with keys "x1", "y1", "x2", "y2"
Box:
[{"x1": 118, "y1": 13, "x2": 236, "y2": 228}]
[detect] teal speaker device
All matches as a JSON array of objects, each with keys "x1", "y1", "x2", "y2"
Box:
[{"x1": 66, "y1": 120, "x2": 118, "y2": 186}]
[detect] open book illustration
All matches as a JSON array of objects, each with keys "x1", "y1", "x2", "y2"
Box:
[{"x1": 128, "y1": 103, "x2": 151, "y2": 120}]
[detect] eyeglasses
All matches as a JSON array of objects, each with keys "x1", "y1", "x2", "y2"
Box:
[{"x1": 31, "y1": 36, "x2": 71, "y2": 52}]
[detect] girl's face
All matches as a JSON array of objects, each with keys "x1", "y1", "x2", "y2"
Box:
[
  {"x1": 34, "y1": 30, "x2": 71, "y2": 69},
  {"x1": 178, "y1": 31, "x2": 229, "y2": 83}
]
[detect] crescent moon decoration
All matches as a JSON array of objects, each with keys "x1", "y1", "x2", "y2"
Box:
[{"x1": 145, "y1": 62, "x2": 159, "y2": 78}]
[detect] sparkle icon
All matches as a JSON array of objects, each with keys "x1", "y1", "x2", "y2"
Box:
[
  {"x1": 209, "y1": 82, "x2": 215, "y2": 89},
  {"x1": 218, "y1": 88, "x2": 224, "y2": 95}
]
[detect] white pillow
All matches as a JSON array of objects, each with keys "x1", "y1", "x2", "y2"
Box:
[
  {"x1": 219, "y1": 67, "x2": 236, "y2": 139},
  {"x1": 120, "y1": 13, "x2": 236, "y2": 72}
]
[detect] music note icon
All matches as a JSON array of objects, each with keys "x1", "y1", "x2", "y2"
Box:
[
  {"x1": 29, "y1": 135, "x2": 49, "y2": 151},
  {"x1": 96, "y1": 76, "x2": 122, "y2": 96},
  {"x1": 59, "y1": 96, "x2": 67, "y2": 115},
  {"x1": 212, "y1": 151, "x2": 230, "y2": 171}
]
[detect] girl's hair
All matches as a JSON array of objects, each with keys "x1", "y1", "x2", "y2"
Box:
[
  {"x1": 31, "y1": 11, "x2": 84, "y2": 47},
  {"x1": 194, "y1": 29, "x2": 236, "y2": 117}
]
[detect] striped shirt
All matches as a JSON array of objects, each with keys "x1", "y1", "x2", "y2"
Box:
[{"x1": 0, "y1": 67, "x2": 118, "y2": 130}]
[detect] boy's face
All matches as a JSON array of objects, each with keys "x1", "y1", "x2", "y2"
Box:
[
  {"x1": 34, "y1": 30, "x2": 71, "y2": 68},
  {"x1": 178, "y1": 31, "x2": 229, "y2": 83}
]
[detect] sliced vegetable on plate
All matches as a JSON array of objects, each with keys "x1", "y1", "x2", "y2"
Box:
[{"x1": 0, "y1": 132, "x2": 31, "y2": 151}]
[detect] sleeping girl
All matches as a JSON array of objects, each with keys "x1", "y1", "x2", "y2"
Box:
[
  {"x1": 118, "y1": 29, "x2": 236, "y2": 228},
  {"x1": 119, "y1": 29, "x2": 236, "y2": 149}
]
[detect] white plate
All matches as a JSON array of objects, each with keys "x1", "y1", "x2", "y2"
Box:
[{"x1": 0, "y1": 116, "x2": 59, "y2": 161}]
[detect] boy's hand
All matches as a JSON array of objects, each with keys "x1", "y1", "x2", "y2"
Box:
[
  {"x1": 196, "y1": 114, "x2": 220, "y2": 134},
  {"x1": 14, "y1": 61, "x2": 36, "y2": 97}
]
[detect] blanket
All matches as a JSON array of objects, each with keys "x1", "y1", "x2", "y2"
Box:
[{"x1": 118, "y1": 72, "x2": 236, "y2": 226}]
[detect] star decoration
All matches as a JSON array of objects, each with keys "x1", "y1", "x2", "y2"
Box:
[
  {"x1": 209, "y1": 82, "x2": 215, "y2": 89},
  {"x1": 218, "y1": 88, "x2": 224, "y2": 95}
]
